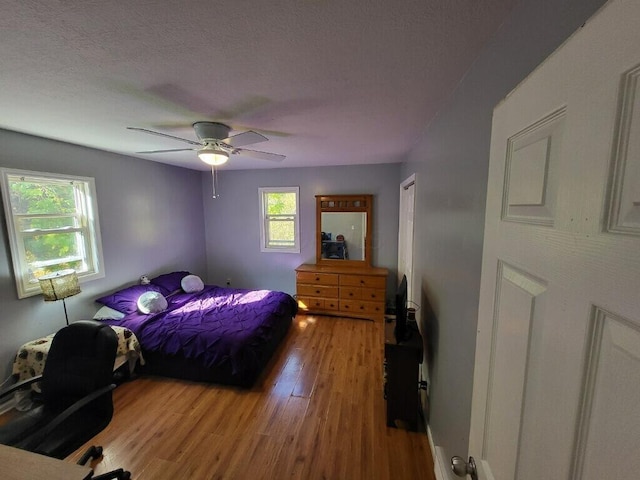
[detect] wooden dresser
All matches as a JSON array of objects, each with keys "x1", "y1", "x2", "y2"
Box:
[{"x1": 295, "y1": 263, "x2": 388, "y2": 322}]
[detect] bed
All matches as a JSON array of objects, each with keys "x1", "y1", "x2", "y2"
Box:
[{"x1": 95, "y1": 271, "x2": 297, "y2": 388}]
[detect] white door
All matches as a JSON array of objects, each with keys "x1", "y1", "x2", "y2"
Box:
[
  {"x1": 398, "y1": 174, "x2": 416, "y2": 301},
  {"x1": 466, "y1": 1, "x2": 640, "y2": 479}
]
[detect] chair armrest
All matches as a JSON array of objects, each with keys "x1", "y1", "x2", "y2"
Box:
[
  {"x1": 19, "y1": 384, "x2": 116, "y2": 451},
  {"x1": 0, "y1": 375, "x2": 43, "y2": 401}
]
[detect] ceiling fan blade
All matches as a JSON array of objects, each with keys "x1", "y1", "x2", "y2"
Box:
[
  {"x1": 127, "y1": 127, "x2": 202, "y2": 146},
  {"x1": 136, "y1": 148, "x2": 196, "y2": 154},
  {"x1": 233, "y1": 148, "x2": 285, "y2": 162},
  {"x1": 223, "y1": 130, "x2": 268, "y2": 148}
]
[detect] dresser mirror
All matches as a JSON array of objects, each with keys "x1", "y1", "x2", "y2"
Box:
[{"x1": 316, "y1": 194, "x2": 372, "y2": 267}]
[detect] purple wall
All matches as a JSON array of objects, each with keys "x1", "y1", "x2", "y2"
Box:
[{"x1": 201, "y1": 163, "x2": 401, "y2": 296}]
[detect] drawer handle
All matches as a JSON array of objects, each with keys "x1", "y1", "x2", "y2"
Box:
[
  {"x1": 349, "y1": 292, "x2": 354, "y2": 297},
  {"x1": 370, "y1": 294, "x2": 376, "y2": 299},
  {"x1": 315, "y1": 290, "x2": 320, "y2": 294},
  {"x1": 359, "y1": 305, "x2": 364, "y2": 310},
  {"x1": 360, "y1": 280, "x2": 365, "y2": 284},
  {"x1": 344, "y1": 305, "x2": 350, "y2": 309},
  {"x1": 315, "y1": 276, "x2": 320, "y2": 281}
]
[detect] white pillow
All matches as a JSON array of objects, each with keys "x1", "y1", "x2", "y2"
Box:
[
  {"x1": 93, "y1": 305, "x2": 126, "y2": 320},
  {"x1": 137, "y1": 291, "x2": 168, "y2": 314},
  {"x1": 181, "y1": 274, "x2": 204, "y2": 293}
]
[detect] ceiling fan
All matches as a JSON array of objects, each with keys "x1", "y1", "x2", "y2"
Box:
[{"x1": 127, "y1": 121, "x2": 285, "y2": 166}]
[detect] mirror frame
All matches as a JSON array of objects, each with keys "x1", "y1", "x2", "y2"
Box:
[{"x1": 316, "y1": 194, "x2": 372, "y2": 267}]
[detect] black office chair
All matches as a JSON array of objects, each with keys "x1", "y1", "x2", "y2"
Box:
[{"x1": 0, "y1": 320, "x2": 131, "y2": 479}]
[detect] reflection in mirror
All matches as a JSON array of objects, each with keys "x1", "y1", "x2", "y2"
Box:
[
  {"x1": 320, "y1": 212, "x2": 367, "y2": 261},
  {"x1": 316, "y1": 194, "x2": 372, "y2": 266}
]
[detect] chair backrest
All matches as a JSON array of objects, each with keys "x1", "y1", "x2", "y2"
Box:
[{"x1": 41, "y1": 320, "x2": 118, "y2": 413}]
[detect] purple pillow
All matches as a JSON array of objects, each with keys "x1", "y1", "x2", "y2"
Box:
[
  {"x1": 150, "y1": 271, "x2": 190, "y2": 295},
  {"x1": 95, "y1": 284, "x2": 165, "y2": 314}
]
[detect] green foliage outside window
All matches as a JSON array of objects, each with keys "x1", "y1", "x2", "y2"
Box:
[
  {"x1": 8, "y1": 178, "x2": 84, "y2": 280},
  {"x1": 266, "y1": 192, "x2": 296, "y2": 215},
  {"x1": 9, "y1": 181, "x2": 76, "y2": 216},
  {"x1": 266, "y1": 192, "x2": 296, "y2": 246}
]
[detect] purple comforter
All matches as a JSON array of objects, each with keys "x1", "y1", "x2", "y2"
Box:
[{"x1": 104, "y1": 286, "x2": 297, "y2": 374}]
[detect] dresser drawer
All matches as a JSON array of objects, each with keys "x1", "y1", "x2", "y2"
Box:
[
  {"x1": 340, "y1": 274, "x2": 386, "y2": 289},
  {"x1": 361, "y1": 287, "x2": 385, "y2": 302},
  {"x1": 297, "y1": 296, "x2": 325, "y2": 311},
  {"x1": 339, "y1": 286, "x2": 385, "y2": 301},
  {"x1": 324, "y1": 298, "x2": 340, "y2": 311},
  {"x1": 297, "y1": 272, "x2": 340, "y2": 285},
  {"x1": 298, "y1": 284, "x2": 339, "y2": 298},
  {"x1": 340, "y1": 299, "x2": 385, "y2": 317},
  {"x1": 297, "y1": 296, "x2": 340, "y2": 312},
  {"x1": 340, "y1": 286, "x2": 361, "y2": 300}
]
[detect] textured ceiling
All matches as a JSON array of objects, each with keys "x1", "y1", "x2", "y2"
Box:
[{"x1": 1, "y1": 0, "x2": 515, "y2": 171}]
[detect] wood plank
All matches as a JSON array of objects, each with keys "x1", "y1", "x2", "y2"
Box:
[{"x1": 60, "y1": 314, "x2": 435, "y2": 479}]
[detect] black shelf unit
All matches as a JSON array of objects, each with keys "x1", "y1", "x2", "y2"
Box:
[{"x1": 384, "y1": 318, "x2": 423, "y2": 431}]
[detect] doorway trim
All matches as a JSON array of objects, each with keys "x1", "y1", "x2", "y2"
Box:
[{"x1": 398, "y1": 173, "x2": 416, "y2": 308}]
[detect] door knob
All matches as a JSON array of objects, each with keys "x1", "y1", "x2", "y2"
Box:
[{"x1": 451, "y1": 456, "x2": 478, "y2": 480}]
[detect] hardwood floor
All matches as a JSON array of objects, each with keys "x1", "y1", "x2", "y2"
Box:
[{"x1": 67, "y1": 314, "x2": 436, "y2": 479}]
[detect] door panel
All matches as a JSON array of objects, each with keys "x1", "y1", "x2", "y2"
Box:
[
  {"x1": 609, "y1": 64, "x2": 640, "y2": 234},
  {"x1": 502, "y1": 108, "x2": 564, "y2": 226},
  {"x1": 484, "y1": 263, "x2": 546, "y2": 480},
  {"x1": 573, "y1": 308, "x2": 640, "y2": 480},
  {"x1": 469, "y1": 1, "x2": 640, "y2": 479}
]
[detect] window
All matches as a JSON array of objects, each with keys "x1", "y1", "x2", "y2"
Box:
[
  {"x1": 1, "y1": 168, "x2": 104, "y2": 298},
  {"x1": 259, "y1": 187, "x2": 300, "y2": 253}
]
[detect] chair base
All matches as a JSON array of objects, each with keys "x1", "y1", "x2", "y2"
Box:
[
  {"x1": 79, "y1": 445, "x2": 131, "y2": 480},
  {"x1": 91, "y1": 469, "x2": 131, "y2": 480}
]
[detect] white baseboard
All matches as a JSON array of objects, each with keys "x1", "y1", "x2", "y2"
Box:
[
  {"x1": 434, "y1": 445, "x2": 454, "y2": 480},
  {"x1": 427, "y1": 426, "x2": 454, "y2": 480}
]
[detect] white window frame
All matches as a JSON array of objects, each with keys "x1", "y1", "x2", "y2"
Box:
[
  {"x1": 259, "y1": 186, "x2": 300, "y2": 254},
  {"x1": 1, "y1": 168, "x2": 105, "y2": 298}
]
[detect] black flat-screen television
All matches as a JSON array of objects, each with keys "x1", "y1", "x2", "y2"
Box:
[{"x1": 394, "y1": 274, "x2": 409, "y2": 342}]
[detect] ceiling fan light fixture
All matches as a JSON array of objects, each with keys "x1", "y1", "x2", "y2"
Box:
[{"x1": 198, "y1": 145, "x2": 229, "y2": 166}]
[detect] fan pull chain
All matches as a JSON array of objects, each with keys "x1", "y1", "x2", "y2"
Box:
[{"x1": 211, "y1": 166, "x2": 220, "y2": 198}]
